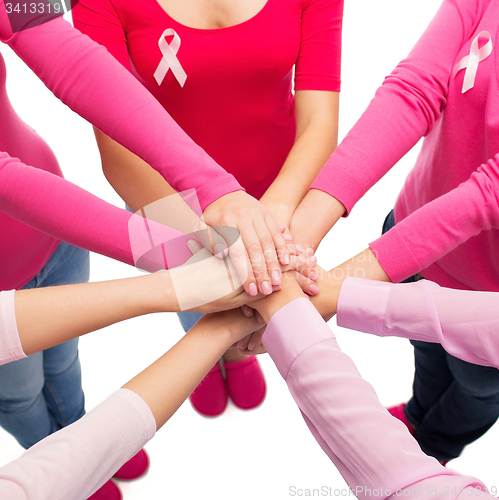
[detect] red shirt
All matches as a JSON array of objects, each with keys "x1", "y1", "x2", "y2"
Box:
[{"x1": 73, "y1": 0, "x2": 343, "y2": 198}]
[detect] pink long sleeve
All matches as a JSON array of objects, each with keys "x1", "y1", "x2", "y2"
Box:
[
  {"x1": 0, "y1": 2, "x2": 242, "y2": 211},
  {"x1": 311, "y1": 0, "x2": 499, "y2": 290},
  {"x1": 337, "y1": 277, "x2": 499, "y2": 369},
  {"x1": 263, "y1": 298, "x2": 493, "y2": 500},
  {"x1": 0, "y1": 388, "x2": 156, "y2": 499},
  {"x1": 0, "y1": 152, "x2": 194, "y2": 272}
]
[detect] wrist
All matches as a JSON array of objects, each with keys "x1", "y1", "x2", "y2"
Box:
[
  {"x1": 255, "y1": 279, "x2": 305, "y2": 323},
  {"x1": 149, "y1": 271, "x2": 180, "y2": 313},
  {"x1": 291, "y1": 190, "x2": 345, "y2": 250}
]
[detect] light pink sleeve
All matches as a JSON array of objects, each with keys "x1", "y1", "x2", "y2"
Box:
[
  {"x1": 263, "y1": 297, "x2": 493, "y2": 500},
  {"x1": 0, "y1": 388, "x2": 156, "y2": 500},
  {"x1": 0, "y1": 290, "x2": 26, "y2": 366},
  {"x1": 338, "y1": 277, "x2": 499, "y2": 369},
  {"x1": 0, "y1": 2, "x2": 242, "y2": 211},
  {"x1": 0, "y1": 152, "x2": 194, "y2": 270}
]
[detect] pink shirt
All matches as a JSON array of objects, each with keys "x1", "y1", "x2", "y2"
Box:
[
  {"x1": 0, "y1": 290, "x2": 494, "y2": 499},
  {"x1": 264, "y1": 297, "x2": 493, "y2": 500},
  {"x1": 338, "y1": 277, "x2": 499, "y2": 370},
  {"x1": 0, "y1": 3, "x2": 242, "y2": 289},
  {"x1": 312, "y1": 0, "x2": 499, "y2": 291},
  {"x1": 73, "y1": 0, "x2": 343, "y2": 199}
]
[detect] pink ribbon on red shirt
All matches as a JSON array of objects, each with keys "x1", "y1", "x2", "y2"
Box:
[
  {"x1": 453, "y1": 31, "x2": 492, "y2": 93},
  {"x1": 154, "y1": 29, "x2": 187, "y2": 87}
]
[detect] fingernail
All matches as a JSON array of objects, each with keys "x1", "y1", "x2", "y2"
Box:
[
  {"x1": 188, "y1": 240, "x2": 196, "y2": 248},
  {"x1": 310, "y1": 284, "x2": 320, "y2": 295},
  {"x1": 271, "y1": 270, "x2": 281, "y2": 286},
  {"x1": 262, "y1": 281, "x2": 272, "y2": 295},
  {"x1": 299, "y1": 253, "x2": 308, "y2": 262},
  {"x1": 309, "y1": 270, "x2": 318, "y2": 281},
  {"x1": 284, "y1": 234, "x2": 293, "y2": 242},
  {"x1": 278, "y1": 225, "x2": 286, "y2": 231},
  {"x1": 310, "y1": 255, "x2": 317, "y2": 263},
  {"x1": 307, "y1": 248, "x2": 314, "y2": 254},
  {"x1": 249, "y1": 283, "x2": 258, "y2": 296},
  {"x1": 296, "y1": 244, "x2": 304, "y2": 253},
  {"x1": 248, "y1": 343, "x2": 255, "y2": 351},
  {"x1": 214, "y1": 243, "x2": 227, "y2": 257},
  {"x1": 282, "y1": 253, "x2": 290, "y2": 265}
]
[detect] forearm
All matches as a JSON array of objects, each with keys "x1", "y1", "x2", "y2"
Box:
[
  {"x1": 95, "y1": 128, "x2": 179, "y2": 212},
  {"x1": 290, "y1": 189, "x2": 346, "y2": 250},
  {"x1": 261, "y1": 299, "x2": 476, "y2": 500},
  {"x1": 309, "y1": 248, "x2": 390, "y2": 318},
  {"x1": 14, "y1": 272, "x2": 176, "y2": 355},
  {"x1": 262, "y1": 91, "x2": 339, "y2": 231},
  {"x1": 123, "y1": 308, "x2": 260, "y2": 429},
  {"x1": 2, "y1": 12, "x2": 241, "y2": 210},
  {"x1": 337, "y1": 277, "x2": 499, "y2": 369},
  {"x1": 261, "y1": 110, "x2": 339, "y2": 227}
]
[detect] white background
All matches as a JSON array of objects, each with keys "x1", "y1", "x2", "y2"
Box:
[{"x1": 1, "y1": 1, "x2": 498, "y2": 499}]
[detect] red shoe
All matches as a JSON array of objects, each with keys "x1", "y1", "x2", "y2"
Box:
[
  {"x1": 87, "y1": 480, "x2": 122, "y2": 500},
  {"x1": 189, "y1": 363, "x2": 228, "y2": 417},
  {"x1": 225, "y1": 356, "x2": 266, "y2": 410},
  {"x1": 387, "y1": 403, "x2": 417, "y2": 436},
  {"x1": 113, "y1": 449, "x2": 150, "y2": 480}
]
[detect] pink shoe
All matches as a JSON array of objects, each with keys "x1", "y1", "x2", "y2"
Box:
[
  {"x1": 113, "y1": 448, "x2": 150, "y2": 480},
  {"x1": 388, "y1": 403, "x2": 417, "y2": 436},
  {"x1": 87, "y1": 480, "x2": 122, "y2": 500},
  {"x1": 225, "y1": 356, "x2": 266, "y2": 410},
  {"x1": 189, "y1": 363, "x2": 228, "y2": 417}
]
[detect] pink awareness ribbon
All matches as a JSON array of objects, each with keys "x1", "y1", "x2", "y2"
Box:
[
  {"x1": 453, "y1": 31, "x2": 493, "y2": 93},
  {"x1": 153, "y1": 29, "x2": 187, "y2": 87}
]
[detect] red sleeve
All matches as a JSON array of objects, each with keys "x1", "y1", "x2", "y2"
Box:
[
  {"x1": 294, "y1": 0, "x2": 343, "y2": 92},
  {"x1": 72, "y1": 0, "x2": 131, "y2": 71}
]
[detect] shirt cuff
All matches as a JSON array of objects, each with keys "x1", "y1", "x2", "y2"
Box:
[
  {"x1": 369, "y1": 227, "x2": 422, "y2": 283},
  {"x1": 117, "y1": 388, "x2": 157, "y2": 440},
  {"x1": 262, "y1": 297, "x2": 334, "y2": 380},
  {"x1": 337, "y1": 277, "x2": 392, "y2": 336},
  {"x1": 0, "y1": 290, "x2": 27, "y2": 366}
]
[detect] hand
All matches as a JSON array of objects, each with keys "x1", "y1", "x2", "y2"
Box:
[
  {"x1": 170, "y1": 241, "x2": 264, "y2": 313},
  {"x1": 283, "y1": 243, "x2": 319, "y2": 296},
  {"x1": 202, "y1": 191, "x2": 290, "y2": 297},
  {"x1": 235, "y1": 324, "x2": 268, "y2": 355},
  {"x1": 196, "y1": 307, "x2": 263, "y2": 348},
  {"x1": 249, "y1": 270, "x2": 306, "y2": 324}
]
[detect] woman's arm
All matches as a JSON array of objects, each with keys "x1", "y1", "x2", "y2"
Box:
[
  {"x1": 1, "y1": 246, "x2": 266, "y2": 365},
  {"x1": 250, "y1": 276, "x2": 490, "y2": 500},
  {"x1": 0, "y1": 2, "x2": 290, "y2": 296},
  {"x1": 260, "y1": 90, "x2": 339, "y2": 230},
  {"x1": 0, "y1": 302, "x2": 260, "y2": 499},
  {"x1": 290, "y1": 0, "x2": 479, "y2": 249},
  {"x1": 337, "y1": 277, "x2": 499, "y2": 369}
]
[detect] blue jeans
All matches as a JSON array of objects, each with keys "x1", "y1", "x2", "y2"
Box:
[
  {"x1": 0, "y1": 242, "x2": 89, "y2": 449},
  {"x1": 383, "y1": 210, "x2": 499, "y2": 461},
  {"x1": 177, "y1": 311, "x2": 204, "y2": 333}
]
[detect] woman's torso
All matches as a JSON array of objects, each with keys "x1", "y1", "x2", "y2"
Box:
[
  {"x1": 394, "y1": 0, "x2": 499, "y2": 291},
  {"x1": 0, "y1": 50, "x2": 61, "y2": 290},
  {"x1": 73, "y1": 0, "x2": 341, "y2": 199}
]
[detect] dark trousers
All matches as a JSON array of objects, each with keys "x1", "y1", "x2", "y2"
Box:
[{"x1": 383, "y1": 210, "x2": 499, "y2": 461}]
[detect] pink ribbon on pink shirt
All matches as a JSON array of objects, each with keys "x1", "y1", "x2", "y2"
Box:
[
  {"x1": 153, "y1": 29, "x2": 187, "y2": 87},
  {"x1": 453, "y1": 31, "x2": 493, "y2": 93}
]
